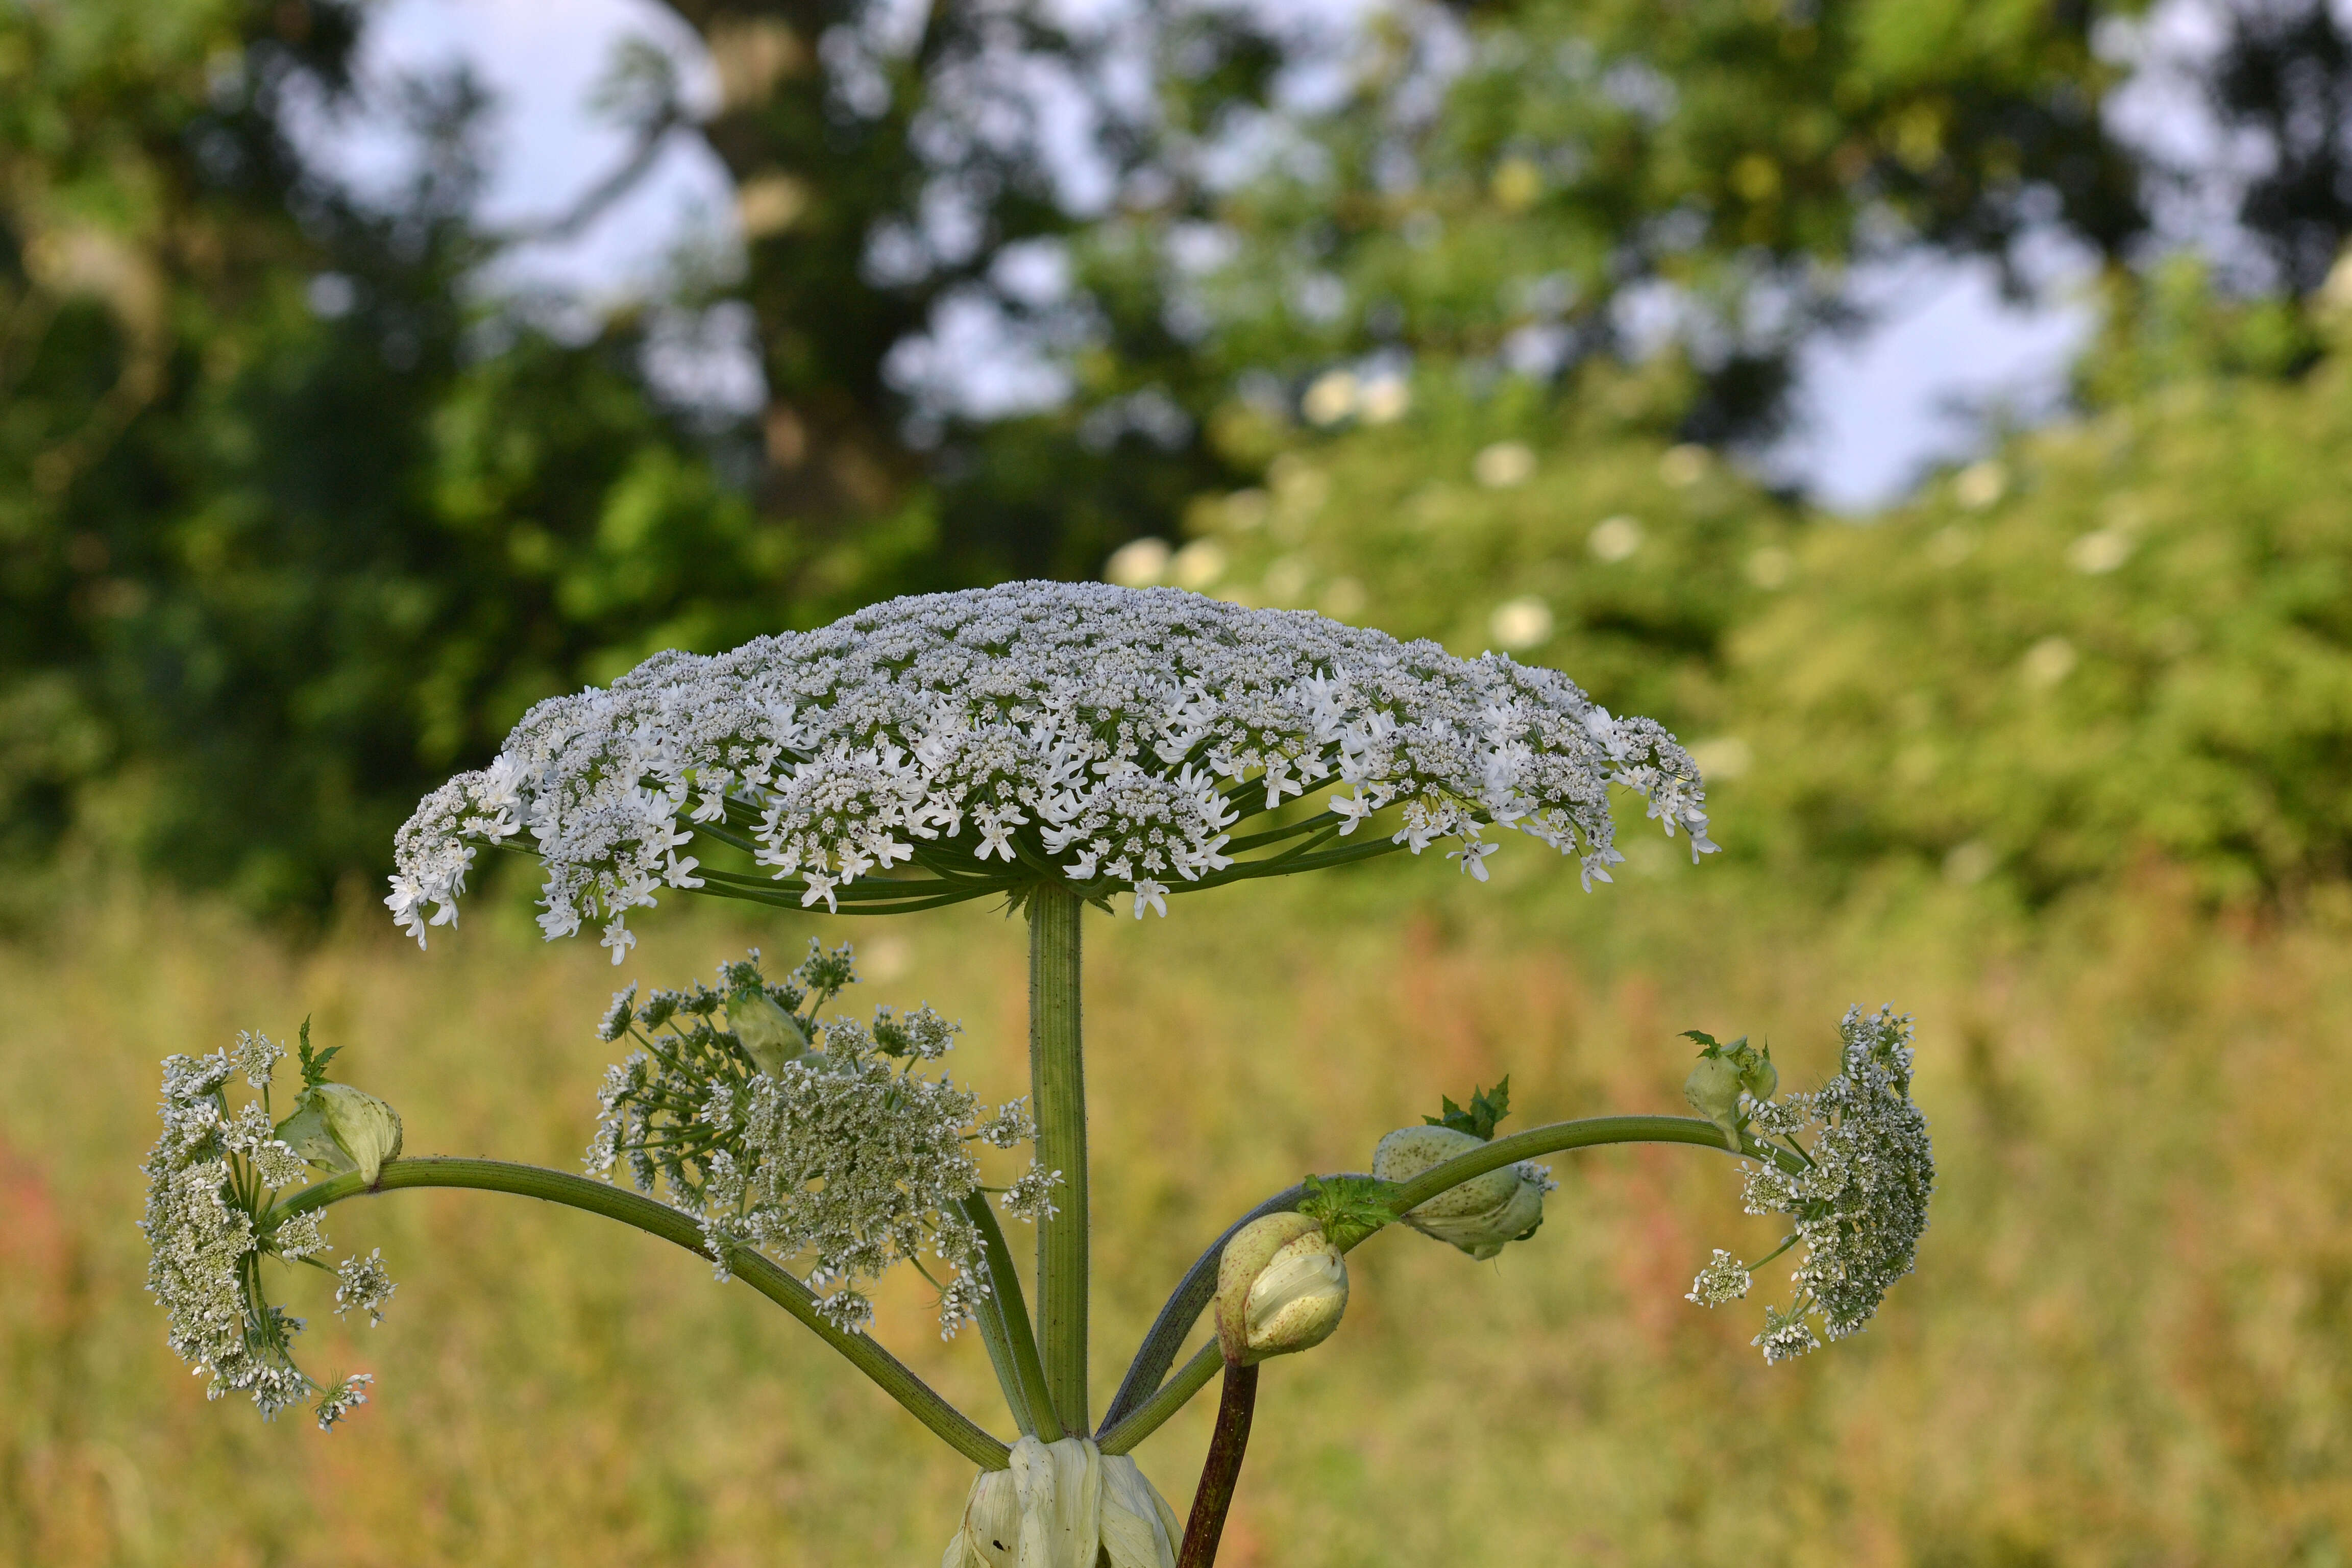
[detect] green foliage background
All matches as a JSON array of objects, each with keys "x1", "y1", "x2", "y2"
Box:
[{"x1": 1164, "y1": 269, "x2": 2352, "y2": 908}]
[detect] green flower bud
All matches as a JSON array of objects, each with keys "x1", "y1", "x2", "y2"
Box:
[
  {"x1": 1737, "y1": 1043, "x2": 1777, "y2": 1102},
  {"x1": 1215, "y1": 1212, "x2": 1348, "y2": 1365},
  {"x1": 282, "y1": 1083, "x2": 403, "y2": 1186},
  {"x1": 941, "y1": 1436, "x2": 1180, "y2": 1568},
  {"x1": 1371, "y1": 1125, "x2": 1550, "y2": 1261},
  {"x1": 1683, "y1": 1051, "x2": 1745, "y2": 1151},
  {"x1": 726, "y1": 987, "x2": 809, "y2": 1077}
]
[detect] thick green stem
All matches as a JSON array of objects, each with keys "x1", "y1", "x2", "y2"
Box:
[
  {"x1": 1098, "y1": 1115, "x2": 1801, "y2": 1455},
  {"x1": 960, "y1": 1193, "x2": 1063, "y2": 1442},
  {"x1": 267, "y1": 1157, "x2": 1009, "y2": 1469},
  {"x1": 1027, "y1": 886, "x2": 1089, "y2": 1434}
]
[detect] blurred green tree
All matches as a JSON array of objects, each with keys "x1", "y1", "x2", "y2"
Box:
[
  {"x1": 13, "y1": 0, "x2": 2352, "y2": 915},
  {"x1": 1074, "y1": 0, "x2": 2145, "y2": 450},
  {"x1": 0, "y1": 2, "x2": 904, "y2": 911},
  {"x1": 1179, "y1": 261, "x2": 2352, "y2": 906}
]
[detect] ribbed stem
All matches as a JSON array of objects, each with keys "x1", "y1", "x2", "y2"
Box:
[
  {"x1": 1175, "y1": 1362, "x2": 1260, "y2": 1568},
  {"x1": 1027, "y1": 885, "x2": 1089, "y2": 1433},
  {"x1": 972, "y1": 1293, "x2": 1036, "y2": 1438},
  {"x1": 267, "y1": 1156, "x2": 1009, "y2": 1468},
  {"x1": 960, "y1": 1192, "x2": 1062, "y2": 1441}
]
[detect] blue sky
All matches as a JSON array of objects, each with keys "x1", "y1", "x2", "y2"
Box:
[{"x1": 342, "y1": 0, "x2": 2104, "y2": 513}]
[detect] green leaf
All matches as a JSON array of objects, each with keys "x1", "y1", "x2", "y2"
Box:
[
  {"x1": 1683, "y1": 1030, "x2": 1749, "y2": 1062},
  {"x1": 296, "y1": 1018, "x2": 341, "y2": 1088},
  {"x1": 1424, "y1": 1075, "x2": 1513, "y2": 1140},
  {"x1": 1298, "y1": 1174, "x2": 1396, "y2": 1252}
]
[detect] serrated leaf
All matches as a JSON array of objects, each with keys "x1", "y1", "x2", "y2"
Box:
[
  {"x1": 1423, "y1": 1075, "x2": 1513, "y2": 1140},
  {"x1": 296, "y1": 1017, "x2": 341, "y2": 1088},
  {"x1": 1298, "y1": 1173, "x2": 1395, "y2": 1251}
]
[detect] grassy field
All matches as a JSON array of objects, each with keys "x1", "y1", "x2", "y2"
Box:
[{"x1": 4, "y1": 858, "x2": 2349, "y2": 1566}]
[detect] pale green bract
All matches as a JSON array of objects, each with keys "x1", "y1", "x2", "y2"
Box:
[
  {"x1": 385, "y1": 582, "x2": 1712, "y2": 961},
  {"x1": 942, "y1": 1436, "x2": 1184, "y2": 1568}
]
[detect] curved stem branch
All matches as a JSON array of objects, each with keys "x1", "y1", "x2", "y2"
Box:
[
  {"x1": 1098, "y1": 1115, "x2": 1797, "y2": 1454},
  {"x1": 1382, "y1": 1114, "x2": 1795, "y2": 1214},
  {"x1": 1175, "y1": 1362, "x2": 1259, "y2": 1568},
  {"x1": 696, "y1": 880, "x2": 989, "y2": 917},
  {"x1": 970, "y1": 1262, "x2": 1039, "y2": 1440},
  {"x1": 960, "y1": 1193, "x2": 1063, "y2": 1442},
  {"x1": 1166, "y1": 835, "x2": 1405, "y2": 898},
  {"x1": 267, "y1": 1157, "x2": 1010, "y2": 1469},
  {"x1": 1098, "y1": 1342, "x2": 1219, "y2": 1457},
  {"x1": 1099, "y1": 1185, "x2": 1308, "y2": 1432}
]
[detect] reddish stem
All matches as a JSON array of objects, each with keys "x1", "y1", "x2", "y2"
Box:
[{"x1": 1176, "y1": 1361, "x2": 1260, "y2": 1568}]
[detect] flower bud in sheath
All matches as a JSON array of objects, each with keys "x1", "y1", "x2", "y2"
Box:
[
  {"x1": 725, "y1": 987, "x2": 809, "y2": 1077},
  {"x1": 1215, "y1": 1212, "x2": 1349, "y2": 1365},
  {"x1": 274, "y1": 1097, "x2": 353, "y2": 1177},
  {"x1": 279, "y1": 1084, "x2": 403, "y2": 1186},
  {"x1": 941, "y1": 1436, "x2": 1180, "y2": 1568},
  {"x1": 1683, "y1": 1051, "x2": 1746, "y2": 1150},
  {"x1": 1371, "y1": 1125, "x2": 1550, "y2": 1261},
  {"x1": 1737, "y1": 1042, "x2": 1778, "y2": 1101}
]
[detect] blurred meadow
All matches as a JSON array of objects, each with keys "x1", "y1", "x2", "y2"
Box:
[
  {"x1": 11, "y1": 0, "x2": 2352, "y2": 1563},
  {"x1": 9, "y1": 861, "x2": 2352, "y2": 1565}
]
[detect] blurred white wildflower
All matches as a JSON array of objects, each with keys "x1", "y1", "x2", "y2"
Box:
[
  {"x1": 590, "y1": 945, "x2": 1048, "y2": 1337},
  {"x1": 389, "y1": 583, "x2": 1710, "y2": 955},
  {"x1": 1698, "y1": 1005, "x2": 1934, "y2": 1363},
  {"x1": 139, "y1": 1035, "x2": 394, "y2": 1426},
  {"x1": 1588, "y1": 514, "x2": 1644, "y2": 562},
  {"x1": 1473, "y1": 440, "x2": 1536, "y2": 488}
]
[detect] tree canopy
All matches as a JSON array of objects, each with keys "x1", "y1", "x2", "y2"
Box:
[{"x1": 6, "y1": 0, "x2": 2352, "y2": 914}]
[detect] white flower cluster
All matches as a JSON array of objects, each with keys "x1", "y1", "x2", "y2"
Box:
[
  {"x1": 1688, "y1": 1005, "x2": 1934, "y2": 1363},
  {"x1": 387, "y1": 582, "x2": 1713, "y2": 959},
  {"x1": 138, "y1": 1034, "x2": 390, "y2": 1428},
  {"x1": 589, "y1": 945, "x2": 1051, "y2": 1336},
  {"x1": 1684, "y1": 1248, "x2": 1751, "y2": 1308},
  {"x1": 336, "y1": 1248, "x2": 397, "y2": 1326}
]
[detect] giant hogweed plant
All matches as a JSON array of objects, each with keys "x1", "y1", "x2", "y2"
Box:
[{"x1": 141, "y1": 584, "x2": 1933, "y2": 1566}]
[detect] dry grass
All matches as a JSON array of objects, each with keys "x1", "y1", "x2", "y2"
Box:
[{"x1": 4, "y1": 862, "x2": 2350, "y2": 1566}]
